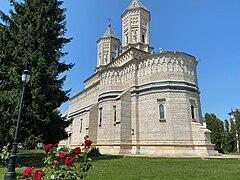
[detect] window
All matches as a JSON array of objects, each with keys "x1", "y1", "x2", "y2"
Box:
[
  {"x1": 80, "y1": 119, "x2": 83, "y2": 133},
  {"x1": 191, "y1": 105, "x2": 195, "y2": 120},
  {"x1": 157, "y1": 99, "x2": 166, "y2": 121},
  {"x1": 125, "y1": 34, "x2": 128, "y2": 44},
  {"x1": 113, "y1": 106, "x2": 116, "y2": 123},
  {"x1": 159, "y1": 104, "x2": 165, "y2": 120},
  {"x1": 142, "y1": 35, "x2": 145, "y2": 43},
  {"x1": 99, "y1": 107, "x2": 103, "y2": 126}
]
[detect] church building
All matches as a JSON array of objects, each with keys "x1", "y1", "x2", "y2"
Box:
[{"x1": 60, "y1": 0, "x2": 217, "y2": 156}]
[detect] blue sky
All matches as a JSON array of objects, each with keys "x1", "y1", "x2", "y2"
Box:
[{"x1": 1, "y1": 0, "x2": 240, "y2": 121}]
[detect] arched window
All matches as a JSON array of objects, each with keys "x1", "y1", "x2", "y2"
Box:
[
  {"x1": 191, "y1": 105, "x2": 195, "y2": 119},
  {"x1": 80, "y1": 119, "x2": 83, "y2": 133},
  {"x1": 113, "y1": 106, "x2": 116, "y2": 122},
  {"x1": 159, "y1": 104, "x2": 165, "y2": 120},
  {"x1": 99, "y1": 107, "x2": 103, "y2": 126},
  {"x1": 142, "y1": 35, "x2": 145, "y2": 43}
]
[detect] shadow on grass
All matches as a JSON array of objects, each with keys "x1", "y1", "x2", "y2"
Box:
[
  {"x1": 18, "y1": 150, "x2": 45, "y2": 168},
  {"x1": 91, "y1": 155, "x2": 124, "y2": 161}
]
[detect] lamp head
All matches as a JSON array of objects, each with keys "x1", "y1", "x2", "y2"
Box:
[{"x1": 22, "y1": 69, "x2": 31, "y2": 84}]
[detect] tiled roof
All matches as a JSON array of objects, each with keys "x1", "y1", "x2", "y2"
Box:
[
  {"x1": 100, "y1": 23, "x2": 119, "y2": 39},
  {"x1": 126, "y1": 0, "x2": 149, "y2": 12}
]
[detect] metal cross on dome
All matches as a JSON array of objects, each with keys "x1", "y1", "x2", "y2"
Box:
[{"x1": 107, "y1": 18, "x2": 111, "y2": 27}]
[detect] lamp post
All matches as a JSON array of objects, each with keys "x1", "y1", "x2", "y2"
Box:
[{"x1": 4, "y1": 69, "x2": 30, "y2": 180}]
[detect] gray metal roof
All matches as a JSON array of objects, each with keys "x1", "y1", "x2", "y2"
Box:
[
  {"x1": 126, "y1": 0, "x2": 149, "y2": 12},
  {"x1": 100, "y1": 23, "x2": 119, "y2": 39}
]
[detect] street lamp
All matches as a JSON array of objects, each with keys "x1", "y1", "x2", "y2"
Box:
[{"x1": 4, "y1": 69, "x2": 31, "y2": 180}]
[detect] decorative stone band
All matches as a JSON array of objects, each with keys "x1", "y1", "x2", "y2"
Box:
[
  {"x1": 98, "y1": 81, "x2": 199, "y2": 102},
  {"x1": 101, "y1": 52, "x2": 198, "y2": 87}
]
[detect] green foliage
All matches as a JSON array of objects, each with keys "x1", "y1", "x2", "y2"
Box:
[
  {"x1": 88, "y1": 147, "x2": 101, "y2": 157},
  {"x1": 58, "y1": 146, "x2": 71, "y2": 153},
  {"x1": 205, "y1": 111, "x2": 240, "y2": 153},
  {"x1": 0, "y1": 145, "x2": 10, "y2": 167},
  {"x1": 224, "y1": 116, "x2": 238, "y2": 153},
  {"x1": 18, "y1": 137, "x2": 93, "y2": 179},
  {"x1": 235, "y1": 110, "x2": 240, "y2": 152},
  {"x1": 0, "y1": 0, "x2": 73, "y2": 145},
  {"x1": 205, "y1": 113, "x2": 224, "y2": 151}
]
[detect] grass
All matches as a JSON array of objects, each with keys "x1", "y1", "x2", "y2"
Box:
[
  {"x1": 88, "y1": 156, "x2": 240, "y2": 180},
  {"x1": 1, "y1": 151, "x2": 240, "y2": 179}
]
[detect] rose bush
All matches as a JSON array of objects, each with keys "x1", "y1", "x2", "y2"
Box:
[
  {"x1": 22, "y1": 167, "x2": 33, "y2": 178},
  {"x1": 58, "y1": 152, "x2": 67, "y2": 159},
  {"x1": 84, "y1": 140, "x2": 92, "y2": 147},
  {"x1": 43, "y1": 144, "x2": 52, "y2": 152},
  {"x1": 73, "y1": 147, "x2": 81, "y2": 155},
  {"x1": 19, "y1": 136, "x2": 93, "y2": 179},
  {"x1": 0, "y1": 145, "x2": 10, "y2": 167}
]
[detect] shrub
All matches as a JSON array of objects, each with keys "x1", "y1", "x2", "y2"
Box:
[
  {"x1": 0, "y1": 145, "x2": 10, "y2": 167},
  {"x1": 19, "y1": 136, "x2": 93, "y2": 179},
  {"x1": 58, "y1": 146, "x2": 71, "y2": 153},
  {"x1": 88, "y1": 147, "x2": 101, "y2": 157}
]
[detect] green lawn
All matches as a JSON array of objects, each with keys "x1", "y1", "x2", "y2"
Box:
[
  {"x1": 88, "y1": 156, "x2": 240, "y2": 180},
  {"x1": 1, "y1": 151, "x2": 240, "y2": 180}
]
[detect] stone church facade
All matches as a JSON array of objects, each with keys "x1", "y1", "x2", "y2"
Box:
[{"x1": 60, "y1": 0, "x2": 217, "y2": 156}]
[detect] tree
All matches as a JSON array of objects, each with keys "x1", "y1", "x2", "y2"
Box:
[
  {"x1": 234, "y1": 110, "x2": 240, "y2": 152},
  {"x1": 0, "y1": 0, "x2": 73, "y2": 146},
  {"x1": 229, "y1": 118, "x2": 237, "y2": 152},
  {"x1": 222, "y1": 119, "x2": 236, "y2": 152},
  {"x1": 205, "y1": 113, "x2": 224, "y2": 151}
]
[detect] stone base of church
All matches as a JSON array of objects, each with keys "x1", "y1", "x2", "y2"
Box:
[{"x1": 96, "y1": 143, "x2": 219, "y2": 157}]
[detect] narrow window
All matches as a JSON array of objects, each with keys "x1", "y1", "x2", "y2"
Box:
[
  {"x1": 125, "y1": 34, "x2": 128, "y2": 44},
  {"x1": 159, "y1": 104, "x2": 165, "y2": 120},
  {"x1": 191, "y1": 105, "x2": 195, "y2": 119},
  {"x1": 99, "y1": 107, "x2": 103, "y2": 126},
  {"x1": 142, "y1": 35, "x2": 145, "y2": 43},
  {"x1": 80, "y1": 119, "x2": 83, "y2": 133},
  {"x1": 113, "y1": 106, "x2": 116, "y2": 123}
]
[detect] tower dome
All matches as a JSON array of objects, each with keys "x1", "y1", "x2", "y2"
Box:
[
  {"x1": 126, "y1": 0, "x2": 149, "y2": 12},
  {"x1": 97, "y1": 21, "x2": 120, "y2": 68},
  {"x1": 121, "y1": 0, "x2": 152, "y2": 53}
]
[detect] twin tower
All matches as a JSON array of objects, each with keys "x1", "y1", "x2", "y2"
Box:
[{"x1": 96, "y1": 0, "x2": 152, "y2": 68}]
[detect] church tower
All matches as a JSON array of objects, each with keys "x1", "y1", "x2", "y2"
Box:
[
  {"x1": 97, "y1": 21, "x2": 120, "y2": 68},
  {"x1": 121, "y1": 0, "x2": 152, "y2": 53}
]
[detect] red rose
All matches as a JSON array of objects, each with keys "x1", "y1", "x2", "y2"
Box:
[
  {"x1": 84, "y1": 139, "x2": 92, "y2": 147},
  {"x1": 53, "y1": 144, "x2": 58, "y2": 147},
  {"x1": 55, "y1": 161, "x2": 60, "y2": 166},
  {"x1": 22, "y1": 167, "x2": 32, "y2": 177},
  {"x1": 44, "y1": 144, "x2": 52, "y2": 152},
  {"x1": 58, "y1": 152, "x2": 67, "y2": 159},
  {"x1": 65, "y1": 156, "x2": 74, "y2": 166},
  {"x1": 73, "y1": 147, "x2": 81, "y2": 155},
  {"x1": 52, "y1": 161, "x2": 60, "y2": 166},
  {"x1": 34, "y1": 169, "x2": 45, "y2": 180}
]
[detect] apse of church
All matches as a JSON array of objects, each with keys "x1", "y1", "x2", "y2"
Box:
[{"x1": 60, "y1": 0, "x2": 218, "y2": 156}]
